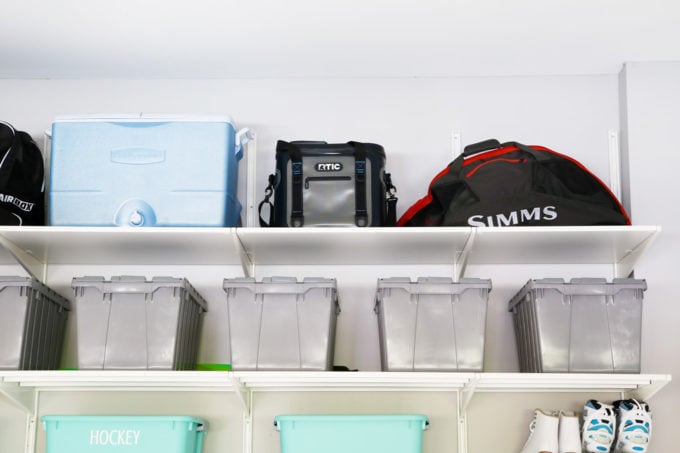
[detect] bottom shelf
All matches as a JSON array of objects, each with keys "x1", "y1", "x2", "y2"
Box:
[{"x1": 0, "y1": 371, "x2": 670, "y2": 453}]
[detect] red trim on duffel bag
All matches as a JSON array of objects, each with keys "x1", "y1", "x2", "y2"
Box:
[
  {"x1": 465, "y1": 158, "x2": 526, "y2": 178},
  {"x1": 462, "y1": 146, "x2": 517, "y2": 166},
  {"x1": 397, "y1": 165, "x2": 452, "y2": 226},
  {"x1": 529, "y1": 145, "x2": 632, "y2": 225}
]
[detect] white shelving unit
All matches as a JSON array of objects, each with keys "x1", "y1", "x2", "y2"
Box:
[{"x1": 0, "y1": 225, "x2": 670, "y2": 453}]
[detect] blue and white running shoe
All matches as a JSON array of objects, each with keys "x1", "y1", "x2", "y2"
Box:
[
  {"x1": 613, "y1": 399, "x2": 652, "y2": 453},
  {"x1": 582, "y1": 400, "x2": 616, "y2": 453}
]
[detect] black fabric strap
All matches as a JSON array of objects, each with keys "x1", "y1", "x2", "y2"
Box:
[
  {"x1": 349, "y1": 142, "x2": 368, "y2": 227},
  {"x1": 287, "y1": 144, "x2": 304, "y2": 227},
  {"x1": 384, "y1": 172, "x2": 398, "y2": 227},
  {"x1": 258, "y1": 174, "x2": 276, "y2": 227}
]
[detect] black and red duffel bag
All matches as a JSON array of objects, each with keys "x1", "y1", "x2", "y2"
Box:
[{"x1": 398, "y1": 139, "x2": 630, "y2": 227}]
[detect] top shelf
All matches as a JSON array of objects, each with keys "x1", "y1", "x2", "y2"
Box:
[{"x1": 0, "y1": 226, "x2": 660, "y2": 278}]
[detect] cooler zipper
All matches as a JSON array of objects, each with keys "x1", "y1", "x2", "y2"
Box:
[{"x1": 304, "y1": 176, "x2": 351, "y2": 188}]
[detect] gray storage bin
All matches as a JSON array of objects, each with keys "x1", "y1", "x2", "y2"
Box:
[
  {"x1": 508, "y1": 278, "x2": 647, "y2": 373},
  {"x1": 223, "y1": 277, "x2": 339, "y2": 370},
  {"x1": 71, "y1": 276, "x2": 207, "y2": 370},
  {"x1": 0, "y1": 276, "x2": 70, "y2": 370},
  {"x1": 375, "y1": 277, "x2": 492, "y2": 371}
]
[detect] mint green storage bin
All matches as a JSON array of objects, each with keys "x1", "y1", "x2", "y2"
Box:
[
  {"x1": 41, "y1": 415, "x2": 206, "y2": 453},
  {"x1": 275, "y1": 414, "x2": 428, "y2": 453}
]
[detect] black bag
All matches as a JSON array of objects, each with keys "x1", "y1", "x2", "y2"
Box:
[
  {"x1": 398, "y1": 139, "x2": 630, "y2": 227},
  {"x1": 0, "y1": 121, "x2": 45, "y2": 225},
  {"x1": 259, "y1": 140, "x2": 397, "y2": 227}
]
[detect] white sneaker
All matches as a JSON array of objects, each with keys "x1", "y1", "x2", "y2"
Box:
[
  {"x1": 520, "y1": 409, "x2": 559, "y2": 453},
  {"x1": 559, "y1": 411, "x2": 582, "y2": 453},
  {"x1": 613, "y1": 399, "x2": 651, "y2": 453},
  {"x1": 582, "y1": 400, "x2": 615, "y2": 453}
]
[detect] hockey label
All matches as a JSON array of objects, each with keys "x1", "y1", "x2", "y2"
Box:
[
  {"x1": 89, "y1": 429, "x2": 141, "y2": 446},
  {"x1": 315, "y1": 162, "x2": 343, "y2": 172}
]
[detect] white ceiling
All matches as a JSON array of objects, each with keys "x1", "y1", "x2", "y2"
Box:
[{"x1": 2, "y1": 0, "x2": 679, "y2": 79}]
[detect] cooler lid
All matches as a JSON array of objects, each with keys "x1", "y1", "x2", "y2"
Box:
[{"x1": 52, "y1": 113, "x2": 234, "y2": 124}]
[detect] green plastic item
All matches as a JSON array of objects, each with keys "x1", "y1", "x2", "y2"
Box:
[{"x1": 195, "y1": 363, "x2": 231, "y2": 371}]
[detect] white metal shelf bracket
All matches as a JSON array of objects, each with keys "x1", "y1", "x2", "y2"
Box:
[
  {"x1": 0, "y1": 382, "x2": 36, "y2": 415},
  {"x1": 454, "y1": 229, "x2": 476, "y2": 282},
  {"x1": 229, "y1": 374, "x2": 251, "y2": 417},
  {"x1": 614, "y1": 228, "x2": 660, "y2": 278},
  {"x1": 232, "y1": 231, "x2": 255, "y2": 278},
  {"x1": 0, "y1": 235, "x2": 46, "y2": 282},
  {"x1": 229, "y1": 375, "x2": 254, "y2": 453},
  {"x1": 459, "y1": 375, "x2": 479, "y2": 417},
  {"x1": 456, "y1": 375, "x2": 478, "y2": 453}
]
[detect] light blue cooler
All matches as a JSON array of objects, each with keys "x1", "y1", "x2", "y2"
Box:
[
  {"x1": 41, "y1": 415, "x2": 206, "y2": 453},
  {"x1": 49, "y1": 114, "x2": 251, "y2": 227},
  {"x1": 274, "y1": 414, "x2": 428, "y2": 453}
]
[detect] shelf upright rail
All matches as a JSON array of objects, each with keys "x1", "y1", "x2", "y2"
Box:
[{"x1": 0, "y1": 375, "x2": 39, "y2": 453}]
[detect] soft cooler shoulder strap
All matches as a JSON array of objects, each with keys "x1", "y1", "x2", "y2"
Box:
[
  {"x1": 349, "y1": 141, "x2": 368, "y2": 227},
  {"x1": 283, "y1": 142, "x2": 305, "y2": 227},
  {"x1": 384, "y1": 172, "x2": 398, "y2": 226},
  {"x1": 258, "y1": 174, "x2": 276, "y2": 227}
]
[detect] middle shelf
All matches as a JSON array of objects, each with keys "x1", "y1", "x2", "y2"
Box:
[{"x1": 0, "y1": 225, "x2": 661, "y2": 280}]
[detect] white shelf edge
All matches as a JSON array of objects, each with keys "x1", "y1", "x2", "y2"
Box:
[
  {"x1": 0, "y1": 225, "x2": 661, "y2": 270},
  {"x1": 475, "y1": 372, "x2": 671, "y2": 391},
  {"x1": 0, "y1": 371, "x2": 670, "y2": 396}
]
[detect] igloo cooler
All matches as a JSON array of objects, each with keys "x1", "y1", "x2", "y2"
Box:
[{"x1": 48, "y1": 114, "x2": 251, "y2": 227}]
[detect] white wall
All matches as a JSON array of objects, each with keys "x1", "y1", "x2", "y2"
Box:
[
  {"x1": 620, "y1": 61, "x2": 680, "y2": 453},
  {"x1": 1, "y1": 73, "x2": 658, "y2": 453},
  {"x1": 0, "y1": 75, "x2": 618, "y2": 217}
]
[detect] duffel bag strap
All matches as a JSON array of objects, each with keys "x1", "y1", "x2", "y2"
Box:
[
  {"x1": 349, "y1": 142, "x2": 369, "y2": 227},
  {"x1": 0, "y1": 121, "x2": 20, "y2": 189},
  {"x1": 258, "y1": 174, "x2": 276, "y2": 227}
]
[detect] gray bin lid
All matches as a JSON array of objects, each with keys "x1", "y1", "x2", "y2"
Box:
[
  {"x1": 376, "y1": 277, "x2": 492, "y2": 295},
  {"x1": 72, "y1": 275, "x2": 207, "y2": 311},
  {"x1": 0, "y1": 276, "x2": 70, "y2": 310},
  {"x1": 223, "y1": 277, "x2": 337, "y2": 295},
  {"x1": 508, "y1": 277, "x2": 647, "y2": 311}
]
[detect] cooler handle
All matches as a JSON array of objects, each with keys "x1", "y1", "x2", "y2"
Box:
[{"x1": 235, "y1": 128, "x2": 252, "y2": 161}]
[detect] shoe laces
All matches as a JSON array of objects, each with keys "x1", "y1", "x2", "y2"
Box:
[{"x1": 528, "y1": 410, "x2": 558, "y2": 432}]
